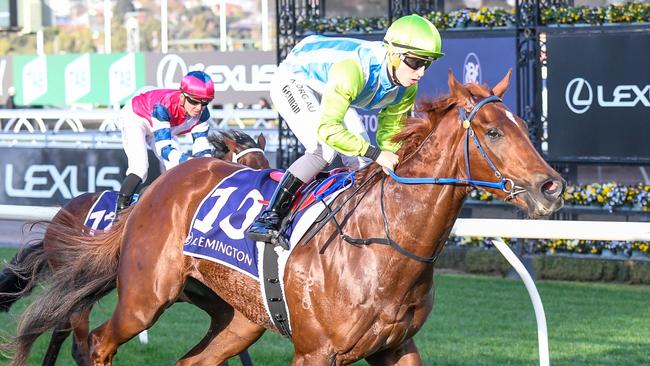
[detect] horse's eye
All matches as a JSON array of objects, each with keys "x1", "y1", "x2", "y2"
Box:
[{"x1": 486, "y1": 128, "x2": 502, "y2": 139}]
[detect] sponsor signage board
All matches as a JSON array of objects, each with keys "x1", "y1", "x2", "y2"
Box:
[
  {"x1": 12, "y1": 53, "x2": 145, "y2": 107},
  {"x1": 0, "y1": 148, "x2": 161, "y2": 206},
  {"x1": 7, "y1": 51, "x2": 276, "y2": 107},
  {"x1": 144, "y1": 51, "x2": 277, "y2": 105},
  {"x1": 0, "y1": 56, "x2": 13, "y2": 102},
  {"x1": 546, "y1": 31, "x2": 650, "y2": 162}
]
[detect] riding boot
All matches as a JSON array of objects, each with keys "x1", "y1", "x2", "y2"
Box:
[
  {"x1": 116, "y1": 173, "x2": 142, "y2": 215},
  {"x1": 246, "y1": 171, "x2": 304, "y2": 242},
  {"x1": 116, "y1": 193, "x2": 133, "y2": 214}
]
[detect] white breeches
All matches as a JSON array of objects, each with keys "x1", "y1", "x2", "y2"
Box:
[
  {"x1": 119, "y1": 100, "x2": 175, "y2": 181},
  {"x1": 269, "y1": 64, "x2": 370, "y2": 169}
]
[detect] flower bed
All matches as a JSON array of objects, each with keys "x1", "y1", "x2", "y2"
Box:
[
  {"x1": 297, "y1": 3, "x2": 650, "y2": 35},
  {"x1": 447, "y1": 236, "x2": 649, "y2": 258},
  {"x1": 437, "y1": 245, "x2": 650, "y2": 284},
  {"x1": 540, "y1": 3, "x2": 650, "y2": 25},
  {"x1": 469, "y1": 182, "x2": 650, "y2": 212}
]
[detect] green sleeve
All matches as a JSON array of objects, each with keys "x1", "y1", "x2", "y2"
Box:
[
  {"x1": 316, "y1": 59, "x2": 371, "y2": 157},
  {"x1": 376, "y1": 84, "x2": 417, "y2": 153}
]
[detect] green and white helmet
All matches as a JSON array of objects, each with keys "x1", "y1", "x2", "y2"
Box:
[{"x1": 384, "y1": 14, "x2": 444, "y2": 59}]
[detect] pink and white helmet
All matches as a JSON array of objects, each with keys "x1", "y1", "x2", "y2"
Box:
[{"x1": 180, "y1": 71, "x2": 214, "y2": 101}]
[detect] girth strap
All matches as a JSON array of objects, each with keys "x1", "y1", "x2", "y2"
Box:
[{"x1": 261, "y1": 240, "x2": 292, "y2": 338}]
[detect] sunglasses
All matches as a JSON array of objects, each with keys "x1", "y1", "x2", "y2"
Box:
[
  {"x1": 400, "y1": 54, "x2": 435, "y2": 71},
  {"x1": 183, "y1": 94, "x2": 210, "y2": 107}
]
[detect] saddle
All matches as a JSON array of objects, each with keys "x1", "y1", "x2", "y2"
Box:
[{"x1": 183, "y1": 167, "x2": 355, "y2": 337}]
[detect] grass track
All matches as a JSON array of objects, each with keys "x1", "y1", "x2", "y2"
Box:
[{"x1": 0, "y1": 248, "x2": 648, "y2": 365}]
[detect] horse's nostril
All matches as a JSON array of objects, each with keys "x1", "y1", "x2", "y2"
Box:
[{"x1": 541, "y1": 179, "x2": 564, "y2": 199}]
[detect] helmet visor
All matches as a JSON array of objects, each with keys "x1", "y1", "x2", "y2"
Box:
[
  {"x1": 183, "y1": 93, "x2": 211, "y2": 107},
  {"x1": 400, "y1": 53, "x2": 436, "y2": 71}
]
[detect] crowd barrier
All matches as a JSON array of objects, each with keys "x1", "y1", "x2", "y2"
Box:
[
  {"x1": 2, "y1": 204, "x2": 648, "y2": 241},
  {"x1": 0, "y1": 108, "x2": 279, "y2": 150},
  {"x1": 0, "y1": 108, "x2": 278, "y2": 132}
]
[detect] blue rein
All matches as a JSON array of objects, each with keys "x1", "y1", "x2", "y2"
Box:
[{"x1": 388, "y1": 95, "x2": 520, "y2": 196}]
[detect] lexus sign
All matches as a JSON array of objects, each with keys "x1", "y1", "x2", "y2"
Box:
[
  {"x1": 565, "y1": 77, "x2": 650, "y2": 114},
  {"x1": 547, "y1": 31, "x2": 650, "y2": 163},
  {"x1": 145, "y1": 51, "x2": 277, "y2": 104}
]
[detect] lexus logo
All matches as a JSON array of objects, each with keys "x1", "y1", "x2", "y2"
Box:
[
  {"x1": 565, "y1": 77, "x2": 649, "y2": 114},
  {"x1": 463, "y1": 52, "x2": 481, "y2": 84},
  {"x1": 565, "y1": 77, "x2": 593, "y2": 114},
  {"x1": 156, "y1": 54, "x2": 190, "y2": 89}
]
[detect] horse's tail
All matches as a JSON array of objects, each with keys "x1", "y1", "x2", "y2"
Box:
[
  {"x1": 0, "y1": 233, "x2": 49, "y2": 312},
  {"x1": 3, "y1": 209, "x2": 129, "y2": 366}
]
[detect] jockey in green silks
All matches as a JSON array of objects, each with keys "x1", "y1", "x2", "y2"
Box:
[{"x1": 247, "y1": 14, "x2": 444, "y2": 242}]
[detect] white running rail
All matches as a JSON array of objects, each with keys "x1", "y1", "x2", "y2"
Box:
[
  {"x1": 0, "y1": 108, "x2": 278, "y2": 132},
  {"x1": 0, "y1": 206, "x2": 648, "y2": 241}
]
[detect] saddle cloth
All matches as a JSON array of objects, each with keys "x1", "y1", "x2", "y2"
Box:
[
  {"x1": 83, "y1": 191, "x2": 140, "y2": 231},
  {"x1": 84, "y1": 191, "x2": 119, "y2": 231},
  {"x1": 183, "y1": 168, "x2": 350, "y2": 279}
]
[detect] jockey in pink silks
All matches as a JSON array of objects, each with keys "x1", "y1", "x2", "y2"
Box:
[{"x1": 117, "y1": 70, "x2": 215, "y2": 212}]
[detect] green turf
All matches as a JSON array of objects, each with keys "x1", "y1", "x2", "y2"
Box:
[{"x1": 0, "y1": 247, "x2": 648, "y2": 365}]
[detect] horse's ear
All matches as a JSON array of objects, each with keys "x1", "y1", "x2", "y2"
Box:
[
  {"x1": 257, "y1": 133, "x2": 266, "y2": 150},
  {"x1": 448, "y1": 69, "x2": 472, "y2": 108},
  {"x1": 492, "y1": 69, "x2": 512, "y2": 98},
  {"x1": 224, "y1": 137, "x2": 238, "y2": 152}
]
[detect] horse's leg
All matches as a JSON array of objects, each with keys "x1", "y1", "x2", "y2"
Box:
[
  {"x1": 88, "y1": 254, "x2": 185, "y2": 365},
  {"x1": 365, "y1": 339, "x2": 422, "y2": 366},
  {"x1": 179, "y1": 278, "x2": 259, "y2": 366},
  {"x1": 70, "y1": 308, "x2": 92, "y2": 366},
  {"x1": 175, "y1": 307, "x2": 264, "y2": 366},
  {"x1": 42, "y1": 321, "x2": 71, "y2": 366}
]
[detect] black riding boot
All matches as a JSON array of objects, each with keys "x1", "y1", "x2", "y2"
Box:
[
  {"x1": 116, "y1": 193, "x2": 133, "y2": 214},
  {"x1": 116, "y1": 173, "x2": 142, "y2": 215},
  {"x1": 247, "y1": 171, "x2": 304, "y2": 242}
]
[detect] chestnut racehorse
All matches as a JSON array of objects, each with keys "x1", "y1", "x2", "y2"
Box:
[
  {"x1": 7, "y1": 71, "x2": 564, "y2": 366},
  {"x1": 0, "y1": 130, "x2": 268, "y2": 366}
]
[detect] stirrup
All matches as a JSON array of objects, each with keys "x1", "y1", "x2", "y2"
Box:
[{"x1": 247, "y1": 224, "x2": 279, "y2": 243}]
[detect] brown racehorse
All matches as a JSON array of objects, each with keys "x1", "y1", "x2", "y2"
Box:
[
  {"x1": 0, "y1": 129, "x2": 268, "y2": 366},
  {"x1": 7, "y1": 71, "x2": 564, "y2": 366}
]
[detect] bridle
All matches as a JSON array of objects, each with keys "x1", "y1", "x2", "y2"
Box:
[
  {"x1": 231, "y1": 147, "x2": 265, "y2": 163},
  {"x1": 303, "y1": 95, "x2": 528, "y2": 264},
  {"x1": 388, "y1": 95, "x2": 526, "y2": 200}
]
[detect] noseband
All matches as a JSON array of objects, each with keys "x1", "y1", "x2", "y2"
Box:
[
  {"x1": 231, "y1": 147, "x2": 265, "y2": 163},
  {"x1": 389, "y1": 95, "x2": 526, "y2": 200}
]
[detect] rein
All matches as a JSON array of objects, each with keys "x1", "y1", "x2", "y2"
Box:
[
  {"x1": 302, "y1": 96, "x2": 526, "y2": 264},
  {"x1": 389, "y1": 95, "x2": 525, "y2": 200},
  {"x1": 231, "y1": 147, "x2": 265, "y2": 163}
]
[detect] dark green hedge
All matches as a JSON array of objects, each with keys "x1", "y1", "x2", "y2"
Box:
[{"x1": 437, "y1": 246, "x2": 650, "y2": 285}]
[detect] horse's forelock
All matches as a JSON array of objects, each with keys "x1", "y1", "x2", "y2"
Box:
[
  {"x1": 223, "y1": 130, "x2": 259, "y2": 149},
  {"x1": 465, "y1": 83, "x2": 492, "y2": 99},
  {"x1": 208, "y1": 132, "x2": 229, "y2": 158}
]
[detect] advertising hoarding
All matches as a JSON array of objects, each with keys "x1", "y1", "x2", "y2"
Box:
[
  {"x1": 0, "y1": 148, "x2": 161, "y2": 206},
  {"x1": 546, "y1": 31, "x2": 650, "y2": 163},
  {"x1": 144, "y1": 51, "x2": 277, "y2": 105}
]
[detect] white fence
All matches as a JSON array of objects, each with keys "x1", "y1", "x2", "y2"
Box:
[
  {"x1": 1, "y1": 204, "x2": 648, "y2": 242},
  {"x1": 0, "y1": 108, "x2": 279, "y2": 149},
  {"x1": 0, "y1": 108, "x2": 278, "y2": 132}
]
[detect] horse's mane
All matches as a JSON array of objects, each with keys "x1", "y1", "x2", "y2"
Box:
[
  {"x1": 208, "y1": 130, "x2": 260, "y2": 159},
  {"x1": 391, "y1": 83, "x2": 491, "y2": 159}
]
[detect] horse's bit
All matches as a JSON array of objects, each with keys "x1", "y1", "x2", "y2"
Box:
[
  {"x1": 389, "y1": 95, "x2": 526, "y2": 200},
  {"x1": 231, "y1": 147, "x2": 265, "y2": 163}
]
